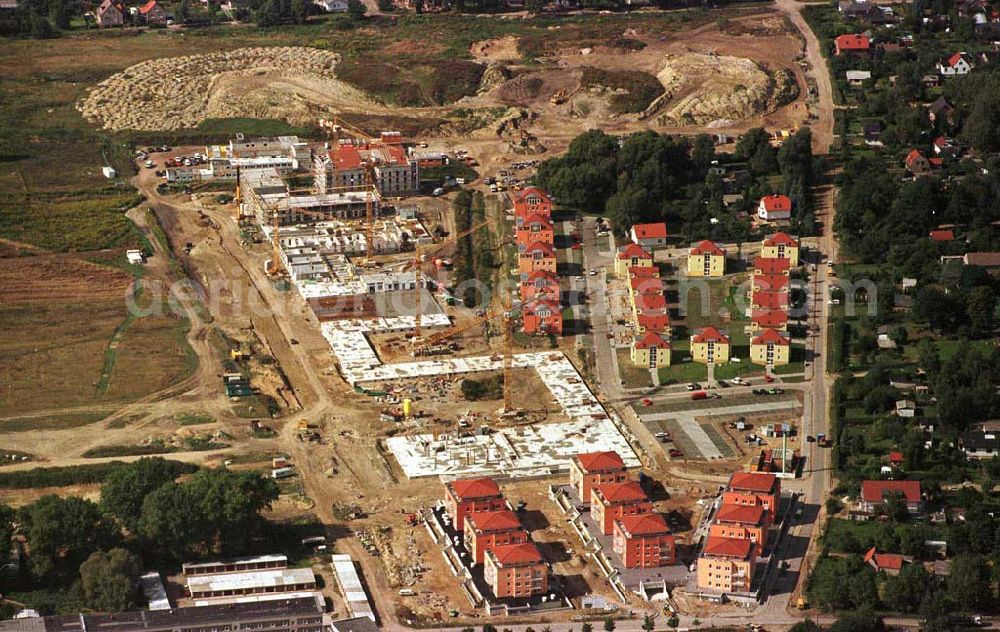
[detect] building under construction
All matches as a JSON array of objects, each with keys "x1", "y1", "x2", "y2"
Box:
[
  {"x1": 313, "y1": 132, "x2": 420, "y2": 197},
  {"x1": 240, "y1": 168, "x2": 383, "y2": 227}
]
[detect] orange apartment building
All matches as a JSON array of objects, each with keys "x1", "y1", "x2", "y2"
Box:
[
  {"x1": 569, "y1": 451, "x2": 628, "y2": 505},
  {"x1": 720, "y1": 472, "x2": 781, "y2": 516},
  {"x1": 518, "y1": 241, "x2": 557, "y2": 276},
  {"x1": 697, "y1": 535, "x2": 757, "y2": 593},
  {"x1": 752, "y1": 256, "x2": 791, "y2": 277},
  {"x1": 465, "y1": 510, "x2": 529, "y2": 565},
  {"x1": 592, "y1": 481, "x2": 653, "y2": 535},
  {"x1": 520, "y1": 270, "x2": 560, "y2": 301},
  {"x1": 637, "y1": 313, "x2": 671, "y2": 334},
  {"x1": 483, "y1": 542, "x2": 548, "y2": 599},
  {"x1": 612, "y1": 513, "x2": 676, "y2": 568},
  {"x1": 444, "y1": 477, "x2": 508, "y2": 532},
  {"x1": 708, "y1": 503, "x2": 769, "y2": 546},
  {"x1": 521, "y1": 298, "x2": 563, "y2": 336},
  {"x1": 516, "y1": 214, "x2": 554, "y2": 252},
  {"x1": 513, "y1": 187, "x2": 553, "y2": 225}
]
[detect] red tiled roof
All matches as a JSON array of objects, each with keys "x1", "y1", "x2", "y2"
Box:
[
  {"x1": 754, "y1": 257, "x2": 791, "y2": 275},
  {"x1": 861, "y1": 480, "x2": 921, "y2": 504},
  {"x1": 928, "y1": 157, "x2": 944, "y2": 167},
  {"x1": 523, "y1": 241, "x2": 555, "y2": 257},
  {"x1": 947, "y1": 52, "x2": 967, "y2": 67},
  {"x1": 616, "y1": 513, "x2": 670, "y2": 537},
  {"x1": 632, "y1": 222, "x2": 668, "y2": 240},
  {"x1": 864, "y1": 547, "x2": 905, "y2": 571},
  {"x1": 691, "y1": 326, "x2": 729, "y2": 344},
  {"x1": 574, "y1": 451, "x2": 626, "y2": 473},
  {"x1": 449, "y1": 477, "x2": 502, "y2": 501},
  {"x1": 689, "y1": 240, "x2": 724, "y2": 256},
  {"x1": 634, "y1": 292, "x2": 667, "y2": 312},
  {"x1": 835, "y1": 33, "x2": 871, "y2": 51},
  {"x1": 630, "y1": 277, "x2": 663, "y2": 293},
  {"x1": 763, "y1": 232, "x2": 798, "y2": 248},
  {"x1": 514, "y1": 187, "x2": 552, "y2": 205},
  {"x1": 637, "y1": 314, "x2": 671, "y2": 332},
  {"x1": 703, "y1": 535, "x2": 754, "y2": 559},
  {"x1": 760, "y1": 195, "x2": 792, "y2": 212},
  {"x1": 594, "y1": 481, "x2": 647, "y2": 504},
  {"x1": 618, "y1": 243, "x2": 653, "y2": 260},
  {"x1": 715, "y1": 502, "x2": 767, "y2": 526},
  {"x1": 138, "y1": 0, "x2": 159, "y2": 13},
  {"x1": 751, "y1": 328, "x2": 790, "y2": 346},
  {"x1": 633, "y1": 331, "x2": 670, "y2": 350},
  {"x1": 888, "y1": 451, "x2": 905, "y2": 464},
  {"x1": 523, "y1": 298, "x2": 562, "y2": 316},
  {"x1": 729, "y1": 471, "x2": 778, "y2": 493},
  {"x1": 751, "y1": 309, "x2": 789, "y2": 327},
  {"x1": 518, "y1": 213, "x2": 553, "y2": 230},
  {"x1": 629, "y1": 266, "x2": 660, "y2": 278},
  {"x1": 467, "y1": 510, "x2": 523, "y2": 533},
  {"x1": 753, "y1": 274, "x2": 790, "y2": 291},
  {"x1": 488, "y1": 542, "x2": 543, "y2": 566},
  {"x1": 905, "y1": 149, "x2": 926, "y2": 167},
  {"x1": 929, "y1": 229, "x2": 954, "y2": 242},
  {"x1": 752, "y1": 290, "x2": 788, "y2": 310},
  {"x1": 524, "y1": 269, "x2": 558, "y2": 285},
  {"x1": 332, "y1": 141, "x2": 409, "y2": 171}
]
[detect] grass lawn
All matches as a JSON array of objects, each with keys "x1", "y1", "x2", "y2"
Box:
[{"x1": 617, "y1": 348, "x2": 653, "y2": 389}]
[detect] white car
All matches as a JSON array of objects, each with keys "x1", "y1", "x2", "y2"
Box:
[{"x1": 588, "y1": 269, "x2": 598, "y2": 276}]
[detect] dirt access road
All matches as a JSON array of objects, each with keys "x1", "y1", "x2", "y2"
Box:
[{"x1": 776, "y1": 0, "x2": 835, "y2": 154}]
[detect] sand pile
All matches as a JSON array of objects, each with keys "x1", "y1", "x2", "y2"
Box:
[
  {"x1": 655, "y1": 53, "x2": 796, "y2": 126},
  {"x1": 77, "y1": 47, "x2": 374, "y2": 131}
]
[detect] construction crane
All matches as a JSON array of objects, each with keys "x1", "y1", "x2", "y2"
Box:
[
  {"x1": 403, "y1": 220, "x2": 488, "y2": 339},
  {"x1": 319, "y1": 117, "x2": 381, "y2": 262},
  {"x1": 386, "y1": 308, "x2": 498, "y2": 363}
]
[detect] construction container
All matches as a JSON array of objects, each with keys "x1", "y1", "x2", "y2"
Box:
[
  {"x1": 271, "y1": 467, "x2": 295, "y2": 479},
  {"x1": 402, "y1": 398, "x2": 412, "y2": 418}
]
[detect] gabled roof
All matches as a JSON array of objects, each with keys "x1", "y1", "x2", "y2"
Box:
[
  {"x1": 835, "y1": 33, "x2": 871, "y2": 50},
  {"x1": 518, "y1": 213, "x2": 553, "y2": 229},
  {"x1": 634, "y1": 292, "x2": 667, "y2": 311},
  {"x1": 633, "y1": 331, "x2": 670, "y2": 350},
  {"x1": 715, "y1": 502, "x2": 767, "y2": 526},
  {"x1": 703, "y1": 535, "x2": 754, "y2": 559},
  {"x1": 637, "y1": 314, "x2": 671, "y2": 332},
  {"x1": 523, "y1": 241, "x2": 555, "y2": 257},
  {"x1": 888, "y1": 451, "x2": 905, "y2": 464},
  {"x1": 628, "y1": 266, "x2": 660, "y2": 278},
  {"x1": 864, "y1": 547, "x2": 906, "y2": 571},
  {"x1": 751, "y1": 328, "x2": 790, "y2": 346},
  {"x1": 905, "y1": 149, "x2": 927, "y2": 166},
  {"x1": 523, "y1": 269, "x2": 558, "y2": 285},
  {"x1": 617, "y1": 243, "x2": 653, "y2": 260},
  {"x1": 751, "y1": 309, "x2": 789, "y2": 327},
  {"x1": 860, "y1": 479, "x2": 921, "y2": 504},
  {"x1": 691, "y1": 326, "x2": 729, "y2": 344},
  {"x1": 466, "y1": 509, "x2": 523, "y2": 533},
  {"x1": 574, "y1": 451, "x2": 626, "y2": 473},
  {"x1": 616, "y1": 513, "x2": 670, "y2": 537},
  {"x1": 760, "y1": 195, "x2": 792, "y2": 212},
  {"x1": 752, "y1": 290, "x2": 788, "y2": 310},
  {"x1": 946, "y1": 51, "x2": 969, "y2": 67},
  {"x1": 754, "y1": 257, "x2": 791, "y2": 275},
  {"x1": 729, "y1": 471, "x2": 778, "y2": 493},
  {"x1": 487, "y1": 542, "x2": 543, "y2": 566},
  {"x1": 689, "y1": 239, "x2": 724, "y2": 256},
  {"x1": 594, "y1": 480, "x2": 647, "y2": 504},
  {"x1": 753, "y1": 273, "x2": 790, "y2": 291},
  {"x1": 929, "y1": 229, "x2": 954, "y2": 242},
  {"x1": 523, "y1": 298, "x2": 562, "y2": 315},
  {"x1": 630, "y1": 277, "x2": 664, "y2": 293},
  {"x1": 448, "y1": 477, "x2": 502, "y2": 501},
  {"x1": 514, "y1": 187, "x2": 552, "y2": 205},
  {"x1": 929, "y1": 96, "x2": 954, "y2": 114},
  {"x1": 763, "y1": 232, "x2": 799, "y2": 248},
  {"x1": 631, "y1": 222, "x2": 668, "y2": 240},
  {"x1": 138, "y1": 0, "x2": 160, "y2": 13}
]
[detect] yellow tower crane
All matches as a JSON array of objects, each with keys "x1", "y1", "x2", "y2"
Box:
[{"x1": 319, "y1": 117, "x2": 382, "y2": 262}]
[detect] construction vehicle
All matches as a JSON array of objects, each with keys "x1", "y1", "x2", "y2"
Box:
[{"x1": 796, "y1": 596, "x2": 809, "y2": 610}]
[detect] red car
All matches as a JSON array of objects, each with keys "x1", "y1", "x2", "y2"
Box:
[
  {"x1": 571, "y1": 243, "x2": 582, "y2": 250},
  {"x1": 669, "y1": 449, "x2": 684, "y2": 458},
  {"x1": 764, "y1": 374, "x2": 775, "y2": 383},
  {"x1": 641, "y1": 398, "x2": 653, "y2": 406}
]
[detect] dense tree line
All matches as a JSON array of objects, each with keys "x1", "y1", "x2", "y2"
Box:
[
  {"x1": 0, "y1": 0, "x2": 78, "y2": 37},
  {"x1": 0, "y1": 458, "x2": 279, "y2": 615}
]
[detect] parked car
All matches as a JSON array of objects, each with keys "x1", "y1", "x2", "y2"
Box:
[
  {"x1": 668, "y1": 449, "x2": 684, "y2": 458},
  {"x1": 686, "y1": 383, "x2": 701, "y2": 391},
  {"x1": 641, "y1": 398, "x2": 653, "y2": 406},
  {"x1": 690, "y1": 391, "x2": 708, "y2": 401},
  {"x1": 718, "y1": 380, "x2": 730, "y2": 388},
  {"x1": 764, "y1": 374, "x2": 775, "y2": 383}
]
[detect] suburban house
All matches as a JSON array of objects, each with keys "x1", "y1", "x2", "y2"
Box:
[
  {"x1": 929, "y1": 228, "x2": 955, "y2": 242},
  {"x1": 962, "y1": 252, "x2": 1000, "y2": 272},
  {"x1": 687, "y1": 240, "x2": 726, "y2": 277},
  {"x1": 444, "y1": 477, "x2": 507, "y2": 532},
  {"x1": 520, "y1": 270, "x2": 560, "y2": 301},
  {"x1": 937, "y1": 52, "x2": 973, "y2": 76},
  {"x1": 592, "y1": 481, "x2": 653, "y2": 535},
  {"x1": 928, "y1": 96, "x2": 955, "y2": 123},
  {"x1": 846, "y1": 70, "x2": 872, "y2": 86},
  {"x1": 631, "y1": 291, "x2": 668, "y2": 320},
  {"x1": 834, "y1": 33, "x2": 871, "y2": 55},
  {"x1": 516, "y1": 213, "x2": 554, "y2": 252},
  {"x1": 95, "y1": 0, "x2": 124, "y2": 25},
  {"x1": 722, "y1": 472, "x2": 781, "y2": 515},
  {"x1": 483, "y1": 543, "x2": 548, "y2": 599},
  {"x1": 614, "y1": 243, "x2": 654, "y2": 276},
  {"x1": 697, "y1": 536, "x2": 757, "y2": 593},
  {"x1": 961, "y1": 430, "x2": 1000, "y2": 459},
  {"x1": 858, "y1": 480, "x2": 923, "y2": 515},
  {"x1": 933, "y1": 136, "x2": 960, "y2": 159},
  {"x1": 518, "y1": 241, "x2": 557, "y2": 275},
  {"x1": 138, "y1": 0, "x2": 167, "y2": 23},
  {"x1": 612, "y1": 513, "x2": 676, "y2": 568},
  {"x1": 521, "y1": 298, "x2": 563, "y2": 336},
  {"x1": 570, "y1": 451, "x2": 628, "y2": 505},
  {"x1": 750, "y1": 328, "x2": 791, "y2": 368},
  {"x1": 314, "y1": 0, "x2": 349, "y2": 11},
  {"x1": 864, "y1": 547, "x2": 907, "y2": 576},
  {"x1": 465, "y1": 510, "x2": 529, "y2": 565},
  {"x1": 759, "y1": 232, "x2": 800, "y2": 266},
  {"x1": 709, "y1": 503, "x2": 769, "y2": 545},
  {"x1": 631, "y1": 331, "x2": 671, "y2": 369},
  {"x1": 757, "y1": 195, "x2": 793, "y2": 222},
  {"x1": 629, "y1": 222, "x2": 668, "y2": 249},
  {"x1": 512, "y1": 187, "x2": 553, "y2": 224},
  {"x1": 905, "y1": 149, "x2": 933, "y2": 177},
  {"x1": 749, "y1": 308, "x2": 789, "y2": 333},
  {"x1": 690, "y1": 326, "x2": 730, "y2": 365}
]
